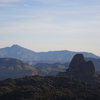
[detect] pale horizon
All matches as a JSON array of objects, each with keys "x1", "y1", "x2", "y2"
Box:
[
  {"x1": 0, "y1": 0, "x2": 100, "y2": 56},
  {"x1": 0, "y1": 44, "x2": 100, "y2": 57}
]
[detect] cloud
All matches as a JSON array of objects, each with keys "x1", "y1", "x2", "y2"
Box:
[
  {"x1": 0, "y1": 0, "x2": 20, "y2": 2},
  {"x1": 0, "y1": 3, "x2": 13, "y2": 7},
  {"x1": 0, "y1": 19, "x2": 100, "y2": 36},
  {"x1": 0, "y1": 0, "x2": 60, "y2": 3},
  {"x1": 0, "y1": 0, "x2": 80, "y2": 6}
]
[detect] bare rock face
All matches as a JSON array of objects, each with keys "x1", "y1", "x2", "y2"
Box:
[
  {"x1": 57, "y1": 54, "x2": 100, "y2": 86},
  {"x1": 66, "y1": 54, "x2": 96, "y2": 78},
  {"x1": 68, "y1": 54, "x2": 85, "y2": 72},
  {"x1": 57, "y1": 54, "x2": 97, "y2": 80}
]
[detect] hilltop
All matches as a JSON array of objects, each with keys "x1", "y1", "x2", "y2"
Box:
[{"x1": 0, "y1": 58, "x2": 37, "y2": 80}]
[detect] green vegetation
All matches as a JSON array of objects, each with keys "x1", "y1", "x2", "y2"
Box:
[{"x1": 0, "y1": 76, "x2": 100, "y2": 100}]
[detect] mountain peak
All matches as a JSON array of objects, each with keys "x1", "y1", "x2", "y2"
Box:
[
  {"x1": 11, "y1": 44, "x2": 22, "y2": 49},
  {"x1": 0, "y1": 45, "x2": 99, "y2": 63}
]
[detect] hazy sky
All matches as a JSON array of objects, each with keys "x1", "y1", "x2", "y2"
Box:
[{"x1": 0, "y1": 0, "x2": 100, "y2": 56}]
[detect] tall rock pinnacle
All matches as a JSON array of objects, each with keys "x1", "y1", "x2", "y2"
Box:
[
  {"x1": 66, "y1": 54, "x2": 96, "y2": 78},
  {"x1": 57, "y1": 54, "x2": 97, "y2": 81}
]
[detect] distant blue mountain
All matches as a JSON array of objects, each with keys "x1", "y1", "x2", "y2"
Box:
[{"x1": 0, "y1": 44, "x2": 100, "y2": 63}]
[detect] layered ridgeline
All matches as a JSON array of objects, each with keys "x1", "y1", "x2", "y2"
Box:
[
  {"x1": 0, "y1": 45, "x2": 99, "y2": 63},
  {"x1": 0, "y1": 58, "x2": 68, "y2": 80},
  {"x1": 0, "y1": 54, "x2": 100, "y2": 80},
  {"x1": 0, "y1": 58, "x2": 37, "y2": 80},
  {"x1": 0, "y1": 55, "x2": 100, "y2": 100}
]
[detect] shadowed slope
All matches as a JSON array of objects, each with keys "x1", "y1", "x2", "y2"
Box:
[{"x1": 0, "y1": 58, "x2": 37, "y2": 80}]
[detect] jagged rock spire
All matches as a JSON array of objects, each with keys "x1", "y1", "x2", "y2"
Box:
[{"x1": 67, "y1": 54, "x2": 96, "y2": 78}]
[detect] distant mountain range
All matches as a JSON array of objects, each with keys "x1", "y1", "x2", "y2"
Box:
[{"x1": 0, "y1": 45, "x2": 100, "y2": 63}]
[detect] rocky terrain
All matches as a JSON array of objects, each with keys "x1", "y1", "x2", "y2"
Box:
[{"x1": 0, "y1": 58, "x2": 37, "y2": 80}]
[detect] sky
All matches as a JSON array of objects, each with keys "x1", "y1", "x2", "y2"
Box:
[{"x1": 0, "y1": 0, "x2": 100, "y2": 56}]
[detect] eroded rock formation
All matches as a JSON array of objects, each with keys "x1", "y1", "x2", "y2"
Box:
[{"x1": 58, "y1": 54, "x2": 97, "y2": 80}]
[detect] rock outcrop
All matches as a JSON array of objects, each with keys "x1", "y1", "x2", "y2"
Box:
[
  {"x1": 57, "y1": 54, "x2": 97, "y2": 80},
  {"x1": 67, "y1": 54, "x2": 96, "y2": 77}
]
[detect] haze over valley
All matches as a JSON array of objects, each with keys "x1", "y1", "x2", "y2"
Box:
[{"x1": 0, "y1": 0, "x2": 100, "y2": 100}]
